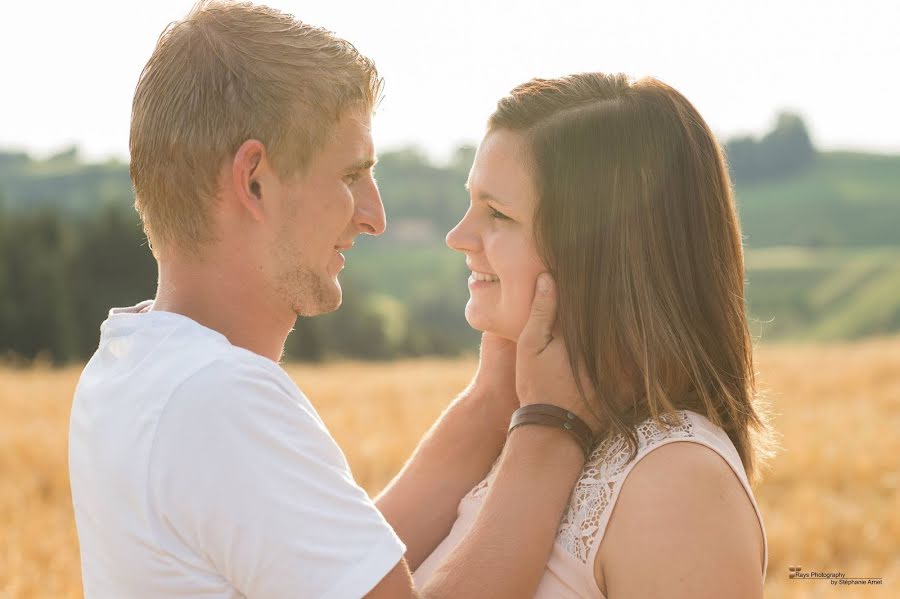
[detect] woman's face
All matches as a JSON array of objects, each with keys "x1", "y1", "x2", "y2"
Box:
[{"x1": 446, "y1": 129, "x2": 547, "y2": 341}]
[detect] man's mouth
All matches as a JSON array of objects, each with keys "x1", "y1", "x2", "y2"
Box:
[
  {"x1": 333, "y1": 247, "x2": 346, "y2": 270},
  {"x1": 333, "y1": 241, "x2": 354, "y2": 268}
]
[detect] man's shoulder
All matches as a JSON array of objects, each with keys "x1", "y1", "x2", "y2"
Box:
[
  {"x1": 149, "y1": 351, "x2": 344, "y2": 487},
  {"x1": 180, "y1": 349, "x2": 300, "y2": 398},
  {"x1": 165, "y1": 351, "x2": 317, "y2": 428}
]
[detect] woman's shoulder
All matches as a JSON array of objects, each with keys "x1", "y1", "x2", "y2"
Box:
[
  {"x1": 594, "y1": 438, "x2": 766, "y2": 597},
  {"x1": 597, "y1": 409, "x2": 703, "y2": 473},
  {"x1": 554, "y1": 409, "x2": 706, "y2": 562},
  {"x1": 581, "y1": 409, "x2": 746, "y2": 488},
  {"x1": 551, "y1": 410, "x2": 765, "y2": 592}
]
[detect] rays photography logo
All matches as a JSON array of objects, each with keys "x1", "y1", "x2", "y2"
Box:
[{"x1": 788, "y1": 565, "x2": 884, "y2": 586}]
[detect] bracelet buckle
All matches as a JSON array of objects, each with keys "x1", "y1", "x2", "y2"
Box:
[{"x1": 508, "y1": 404, "x2": 595, "y2": 461}]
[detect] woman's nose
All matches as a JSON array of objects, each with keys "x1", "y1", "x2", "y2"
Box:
[{"x1": 446, "y1": 211, "x2": 479, "y2": 253}]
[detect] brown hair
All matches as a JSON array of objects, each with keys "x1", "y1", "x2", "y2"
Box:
[
  {"x1": 129, "y1": 0, "x2": 383, "y2": 257},
  {"x1": 489, "y1": 73, "x2": 776, "y2": 483}
]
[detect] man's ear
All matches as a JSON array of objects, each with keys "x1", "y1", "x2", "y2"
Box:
[{"x1": 232, "y1": 139, "x2": 268, "y2": 222}]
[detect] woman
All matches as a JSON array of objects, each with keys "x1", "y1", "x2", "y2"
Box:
[{"x1": 414, "y1": 73, "x2": 777, "y2": 597}]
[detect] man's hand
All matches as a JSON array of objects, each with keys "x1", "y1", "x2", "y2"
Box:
[
  {"x1": 467, "y1": 332, "x2": 519, "y2": 417},
  {"x1": 516, "y1": 273, "x2": 599, "y2": 429}
]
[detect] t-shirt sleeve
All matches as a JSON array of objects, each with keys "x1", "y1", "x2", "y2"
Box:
[{"x1": 147, "y1": 358, "x2": 405, "y2": 599}]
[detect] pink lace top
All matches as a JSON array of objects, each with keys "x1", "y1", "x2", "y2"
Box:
[{"x1": 413, "y1": 409, "x2": 768, "y2": 597}]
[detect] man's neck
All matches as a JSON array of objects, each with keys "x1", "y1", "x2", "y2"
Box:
[{"x1": 150, "y1": 255, "x2": 295, "y2": 365}]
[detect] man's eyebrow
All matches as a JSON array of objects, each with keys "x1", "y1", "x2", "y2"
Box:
[
  {"x1": 347, "y1": 156, "x2": 377, "y2": 172},
  {"x1": 464, "y1": 182, "x2": 510, "y2": 206}
]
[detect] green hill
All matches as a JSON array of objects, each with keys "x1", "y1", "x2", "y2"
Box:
[
  {"x1": 0, "y1": 148, "x2": 133, "y2": 218},
  {"x1": 737, "y1": 152, "x2": 900, "y2": 248},
  {"x1": 1, "y1": 141, "x2": 898, "y2": 355},
  {"x1": 744, "y1": 246, "x2": 900, "y2": 341}
]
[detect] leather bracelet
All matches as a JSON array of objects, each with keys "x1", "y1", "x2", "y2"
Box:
[{"x1": 508, "y1": 404, "x2": 595, "y2": 461}]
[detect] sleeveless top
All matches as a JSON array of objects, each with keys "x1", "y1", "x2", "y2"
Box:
[{"x1": 413, "y1": 409, "x2": 768, "y2": 597}]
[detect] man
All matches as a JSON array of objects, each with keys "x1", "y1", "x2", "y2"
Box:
[{"x1": 69, "y1": 1, "x2": 591, "y2": 597}]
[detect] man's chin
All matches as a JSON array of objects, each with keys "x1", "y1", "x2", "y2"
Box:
[
  {"x1": 315, "y1": 283, "x2": 342, "y2": 315},
  {"x1": 292, "y1": 277, "x2": 342, "y2": 317}
]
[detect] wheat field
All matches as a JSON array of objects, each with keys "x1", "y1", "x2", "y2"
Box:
[{"x1": 1, "y1": 338, "x2": 898, "y2": 598}]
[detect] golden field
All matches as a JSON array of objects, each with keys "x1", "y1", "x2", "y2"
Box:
[{"x1": 1, "y1": 338, "x2": 898, "y2": 598}]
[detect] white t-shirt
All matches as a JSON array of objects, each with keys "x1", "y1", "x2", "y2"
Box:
[{"x1": 69, "y1": 300, "x2": 405, "y2": 599}]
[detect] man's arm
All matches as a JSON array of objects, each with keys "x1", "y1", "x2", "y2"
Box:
[
  {"x1": 375, "y1": 390, "x2": 511, "y2": 570},
  {"x1": 420, "y1": 425, "x2": 584, "y2": 597},
  {"x1": 376, "y1": 335, "x2": 519, "y2": 570}
]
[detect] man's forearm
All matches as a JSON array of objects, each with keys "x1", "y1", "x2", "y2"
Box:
[
  {"x1": 375, "y1": 386, "x2": 516, "y2": 570},
  {"x1": 420, "y1": 425, "x2": 585, "y2": 598}
]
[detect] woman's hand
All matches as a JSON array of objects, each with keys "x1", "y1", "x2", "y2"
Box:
[{"x1": 515, "y1": 273, "x2": 600, "y2": 431}]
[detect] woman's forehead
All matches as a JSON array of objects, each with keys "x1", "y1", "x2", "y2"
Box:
[{"x1": 468, "y1": 130, "x2": 535, "y2": 207}]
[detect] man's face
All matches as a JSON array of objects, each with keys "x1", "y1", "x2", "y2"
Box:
[
  {"x1": 446, "y1": 129, "x2": 546, "y2": 341},
  {"x1": 267, "y1": 112, "x2": 385, "y2": 317}
]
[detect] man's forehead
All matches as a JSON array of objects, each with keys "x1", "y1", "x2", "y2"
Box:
[
  {"x1": 339, "y1": 111, "x2": 373, "y2": 138},
  {"x1": 321, "y1": 112, "x2": 375, "y2": 162}
]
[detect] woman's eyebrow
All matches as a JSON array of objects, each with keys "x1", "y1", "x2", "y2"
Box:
[{"x1": 464, "y1": 182, "x2": 511, "y2": 206}]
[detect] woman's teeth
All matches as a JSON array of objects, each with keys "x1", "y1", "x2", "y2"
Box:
[{"x1": 471, "y1": 271, "x2": 499, "y2": 283}]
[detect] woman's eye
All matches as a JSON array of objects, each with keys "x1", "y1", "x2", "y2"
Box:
[{"x1": 490, "y1": 208, "x2": 511, "y2": 221}]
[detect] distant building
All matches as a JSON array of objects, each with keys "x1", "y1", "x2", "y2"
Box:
[{"x1": 386, "y1": 218, "x2": 439, "y2": 243}]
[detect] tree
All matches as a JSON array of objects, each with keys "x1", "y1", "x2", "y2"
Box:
[
  {"x1": 725, "y1": 112, "x2": 816, "y2": 184},
  {"x1": 0, "y1": 207, "x2": 77, "y2": 363},
  {"x1": 760, "y1": 112, "x2": 815, "y2": 177},
  {"x1": 65, "y1": 205, "x2": 158, "y2": 359}
]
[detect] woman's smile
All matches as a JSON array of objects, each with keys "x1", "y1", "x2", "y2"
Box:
[{"x1": 468, "y1": 273, "x2": 500, "y2": 289}]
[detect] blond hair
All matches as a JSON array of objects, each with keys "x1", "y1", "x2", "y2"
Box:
[
  {"x1": 129, "y1": 0, "x2": 382, "y2": 257},
  {"x1": 490, "y1": 74, "x2": 777, "y2": 484}
]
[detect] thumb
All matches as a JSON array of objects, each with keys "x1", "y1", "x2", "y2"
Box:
[{"x1": 520, "y1": 273, "x2": 557, "y2": 354}]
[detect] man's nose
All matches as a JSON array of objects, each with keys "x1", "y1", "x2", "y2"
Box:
[{"x1": 355, "y1": 179, "x2": 386, "y2": 236}]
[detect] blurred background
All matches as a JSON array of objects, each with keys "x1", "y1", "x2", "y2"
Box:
[{"x1": 1, "y1": 0, "x2": 897, "y2": 597}]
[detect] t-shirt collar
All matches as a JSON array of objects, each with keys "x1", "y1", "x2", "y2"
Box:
[{"x1": 103, "y1": 299, "x2": 230, "y2": 345}]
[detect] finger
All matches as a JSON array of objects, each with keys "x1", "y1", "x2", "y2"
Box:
[{"x1": 519, "y1": 273, "x2": 558, "y2": 354}]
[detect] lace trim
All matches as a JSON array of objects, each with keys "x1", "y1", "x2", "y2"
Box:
[
  {"x1": 463, "y1": 410, "x2": 697, "y2": 563},
  {"x1": 558, "y1": 410, "x2": 696, "y2": 563}
]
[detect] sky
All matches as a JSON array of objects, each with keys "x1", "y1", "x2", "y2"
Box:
[{"x1": 2, "y1": 0, "x2": 898, "y2": 164}]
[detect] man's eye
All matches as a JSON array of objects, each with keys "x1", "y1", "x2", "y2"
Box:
[
  {"x1": 490, "y1": 207, "x2": 511, "y2": 221},
  {"x1": 345, "y1": 171, "x2": 363, "y2": 185}
]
